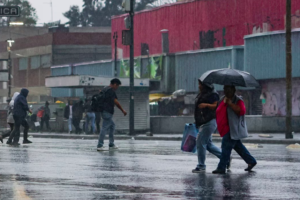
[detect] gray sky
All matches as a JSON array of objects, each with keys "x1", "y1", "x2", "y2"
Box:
[
  {"x1": 27, "y1": 0, "x2": 173, "y2": 26},
  {"x1": 27, "y1": 0, "x2": 84, "y2": 25}
]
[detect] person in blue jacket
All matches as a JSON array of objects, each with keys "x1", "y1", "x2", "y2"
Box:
[{"x1": 7, "y1": 88, "x2": 33, "y2": 145}]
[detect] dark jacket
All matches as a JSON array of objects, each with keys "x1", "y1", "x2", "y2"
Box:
[
  {"x1": 64, "y1": 105, "x2": 72, "y2": 119},
  {"x1": 13, "y1": 88, "x2": 29, "y2": 118},
  {"x1": 43, "y1": 106, "x2": 51, "y2": 119},
  {"x1": 194, "y1": 88, "x2": 219, "y2": 127},
  {"x1": 84, "y1": 101, "x2": 93, "y2": 113},
  {"x1": 73, "y1": 101, "x2": 84, "y2": 119}
]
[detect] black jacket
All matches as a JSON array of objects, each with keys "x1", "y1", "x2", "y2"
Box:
[
  {"x1": 194, "y1": 89, "x2": 219, "y2": 127},
  {"x1": 13, "y1": 88, "x2": 29, "y2": 118},
  {"x1": 64, "y1": 105, "x2": 72, "y2": 119},
  {"x1": 73, "y1": 101, "x2": 84, "y2": 119}
]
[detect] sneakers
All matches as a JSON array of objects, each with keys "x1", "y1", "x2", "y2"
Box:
[
  {"x1": 192, "y1": 168, "x2": 206, "y2": 173},
  {"x1": 23, "y1": 140, "x2": 32, "y2": 144},
  {"x1": 97, "y1": 147, "x2": 105, "y2": 151},
  {"x1": 97, "y1": 145, "x2": 119, "y2": 151},
  {"x1": 109, "y1": 145, "x2": 119, "y2": 150}
]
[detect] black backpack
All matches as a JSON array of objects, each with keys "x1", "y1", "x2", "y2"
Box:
[{"x1": 91, "y1": 89, "x2": 106, "y2": 112}]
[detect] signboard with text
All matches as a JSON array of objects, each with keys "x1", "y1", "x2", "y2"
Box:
[{"x1": 0, "y1": 6, "x2": 20, "y2": 17}]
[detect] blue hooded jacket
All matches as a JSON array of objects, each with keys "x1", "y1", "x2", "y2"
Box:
[{"x1": 13, "y1": 88, "x2": 29, "y2": 118}]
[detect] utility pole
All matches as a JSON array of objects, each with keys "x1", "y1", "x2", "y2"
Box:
[
  {"x1": 8, "y1": 50, "x2": 11, "y2": 98},
  {"x1": 286, "y1": 0, "x2": 293, "y2": 139},
  {"x1": 129, "y1": 0, "x2": 135, "y2": 136},
  {"x1": 113, "y1": 32, "x2": 118, "y2": 77}
]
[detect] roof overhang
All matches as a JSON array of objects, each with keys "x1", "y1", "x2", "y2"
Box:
[{"x1": 45, "y1": 75, "x2": 150, "y2": 88}]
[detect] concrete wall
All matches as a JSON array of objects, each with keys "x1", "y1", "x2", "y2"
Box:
[{"x1": 151, "y1": 116, "x2": 300, "y2": 133}]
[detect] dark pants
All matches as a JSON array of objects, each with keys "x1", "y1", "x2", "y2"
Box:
[
  {"x1": 8, "y1": 115, "x2": 29, "y2": 143},
  {"x1": 2, "y1": 123, "x2": 14, "y2": 139},
  {"x1": 217, "y1": 132, "x2": 257, "y2": 171},
  {"x1": 95, "y1": 112, "x2": 101, "y2": 133},
  {"x1": 41, "y1": 117, "x2": 50, "y2": 131},
  {"x1": 72, "y1": 117, "x2": 81, "y2": 133}
]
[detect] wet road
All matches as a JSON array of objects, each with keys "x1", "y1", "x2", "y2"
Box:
[{"x1": 0, "y1": 138, "x2": 300, "y2": 200}]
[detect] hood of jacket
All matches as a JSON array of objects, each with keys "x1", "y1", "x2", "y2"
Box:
[
  {"x1": 9, "y1": 92, "x2": 20, "y2": 107},
  {"x1": 20, "y1": 88, "x2": 29, "y2": 98}
]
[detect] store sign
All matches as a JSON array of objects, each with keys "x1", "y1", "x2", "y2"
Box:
[{"x1": 0, "y1": 6, "x2": 20, "y2": 16}]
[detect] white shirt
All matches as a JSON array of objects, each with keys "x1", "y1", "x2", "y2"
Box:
[{"x1": 69, "y1": 105, "x2": 73, "y2": 118}]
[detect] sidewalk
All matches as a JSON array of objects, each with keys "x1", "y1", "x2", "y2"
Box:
[{"x1": 19, "y1": 132, "x2": 300, "y2": 145}]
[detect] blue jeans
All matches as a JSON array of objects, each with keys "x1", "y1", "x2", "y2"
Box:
[
  {"x1": 68, "y1": 118, "x2": 72, "y2": 132},
  {"x1": 85, "y1": 112, "x2": 95, "y2": 133},
  {"x1": 196, "y1": 119, "x2": 222, "y2": 169},
  {"x1": 97, "y1": 111, "x2": 115, "y2": 148},
  {"x1": 217, "y1": 132, "x2": 257, "y2": 171}
]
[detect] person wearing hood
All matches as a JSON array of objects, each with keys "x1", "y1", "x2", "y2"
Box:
[
  {"x1": 0, "y1": 93, "x2": 19, "y2": 143},
  {"x1": 7, "y1": 88, "x2": 32, "y2": 145},
  {"x1": 192, "y1": 80, "x2": 229, "y2": 173}
]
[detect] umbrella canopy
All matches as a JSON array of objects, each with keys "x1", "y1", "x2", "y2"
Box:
[{"x1": 199, "y1": 68, "x2": 260, "y2": 87}]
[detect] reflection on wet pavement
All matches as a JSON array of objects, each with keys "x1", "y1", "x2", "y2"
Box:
[{"x1": 0, "y1": 138, "x2": 299, "y2": 199}]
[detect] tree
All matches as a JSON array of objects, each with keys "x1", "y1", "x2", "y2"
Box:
[
  {"x1": 6, "y1": 0, "x2": 38, "y2": 26},
  {"x1": 63, "y1": 6, "x2": 82, "y2": 27},
  {"x1": 64, "y1": 0, "x2": 156, "y2": 27}
]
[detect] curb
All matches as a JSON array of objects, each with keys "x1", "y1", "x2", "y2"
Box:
[{"x1": 23, "y1": 134, "x2": 300, "y2": 145}]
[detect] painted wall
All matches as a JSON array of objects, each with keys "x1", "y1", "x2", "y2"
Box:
[
  {"x1": 261, "y1": 79, "x2": 300, "y2": 116},
  {"x1": 112, "y1": 0, "x2": 300, "y2": 58}
]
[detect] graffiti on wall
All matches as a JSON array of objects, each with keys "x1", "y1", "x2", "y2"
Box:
[
  {"x1": 252, "y1": 10, "x2": 300, "y2": 34},
  {"x1": 261, "y1": 79, "x2": 300, "y2": 116}
]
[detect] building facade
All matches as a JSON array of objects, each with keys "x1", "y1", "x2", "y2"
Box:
[
  {"x1": 0, "y1": 27, "x2": 111, "y2": 103},
  {"x1": 111, "y1": 0, "x2": 300, "y2": 58}
]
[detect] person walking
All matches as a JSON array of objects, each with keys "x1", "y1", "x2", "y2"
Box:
[
  {"x1": 84, "y1": 98, "x2": 95, "y2": 134},
  {"x1": 212, "y1": 85, "x2": 257, "y2": 174},
  {"x1": 64, "y1": 101, "x2": 73, "y2": 134},
  {"x1": 7, "y1": 88, "x2": 32, "y2": 145},
  {"x1": 0, "y1": 93, "x2": 19, "y2": 143},
  {"x1": 40, "y1": 101, "x2": 51, "y2": 132},
  {"x1": 72, "y1": 100, "x2": 84, "y2": 134},
  {"x1": 192, "y1": 80, "x2": 225, "y2": 173},
  {"x1": 97, "y1": 78, "x2": 127, "y2": 151}
]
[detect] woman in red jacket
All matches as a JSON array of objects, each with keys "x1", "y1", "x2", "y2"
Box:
[{"x1": 213, "y1": 85, "x2": 257, "y2": 174}]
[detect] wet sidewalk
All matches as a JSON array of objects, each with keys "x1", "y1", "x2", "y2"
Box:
[{"x1": 16, "y1": 132, "x2": 300, "y2": 145}]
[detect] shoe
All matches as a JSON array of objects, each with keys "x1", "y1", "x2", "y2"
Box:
[
  {"x1": 0, "y1": 136, "x2": 3, "y2": 143},
  {"x1": 6, "y1": 141, "x2": 12, "y2": 145},
  {"x1": 11, "y1": 142, "x2": 20, "y2": 146},
  {"x1": 192, "y1": 168, "x2": 206, "y2": 173},
  {"x1": 212, "y1": 169, "x2": 226, "y2": 174},
  {"x1": 23, "y1": 140, "x2": 32, "y2": 144},
  {"x1": 109, "y1": 145, "x2": 119, "y2": 150},
  {"x1": 97, "y1": 147, "x2": 105, "y2": 151},
  {"x1": 245, "y1": 163, "x2": 257, "y2": 171},
  {"x1": 227, "y1": 156, "x2": 233, "y2": 170}
]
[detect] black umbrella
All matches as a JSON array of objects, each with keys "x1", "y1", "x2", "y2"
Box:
[{"x1": 199, "y1": 68, "x2": 260, "y2": 87}]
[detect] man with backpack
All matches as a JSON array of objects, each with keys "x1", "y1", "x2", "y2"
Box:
[{"x1": 95, "y1": 78, "x2": 127, "y2": 151}]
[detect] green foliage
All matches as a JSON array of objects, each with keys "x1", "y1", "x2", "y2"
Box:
[
  {"x1": 6, "y1": 0, "x2": 38, "y2": 26},
  {"x1": 64, "y1": 0, "x2": 156, "y2": 27}
]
